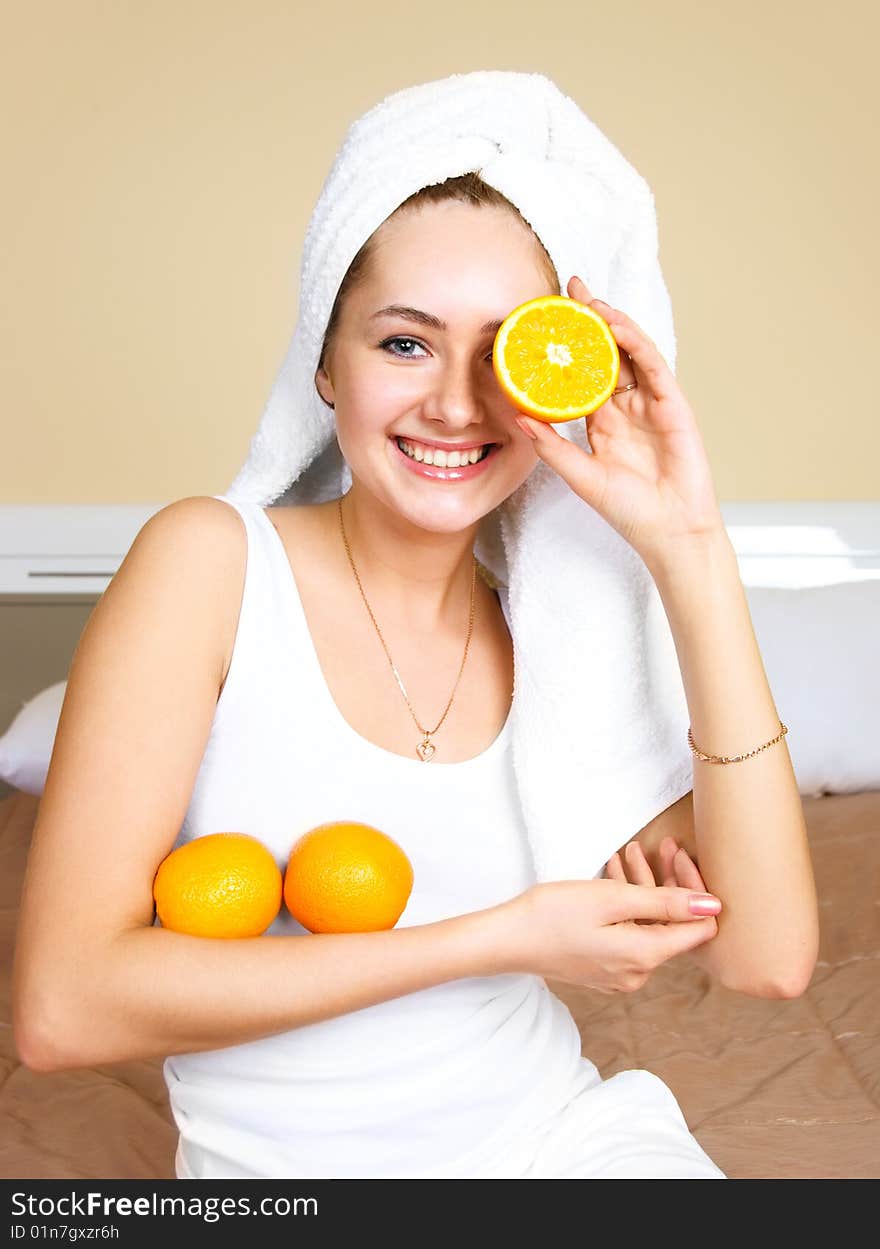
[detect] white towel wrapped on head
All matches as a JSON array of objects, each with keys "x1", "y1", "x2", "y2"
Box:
[{"x1": 227, "y1": 69, "x2": 694, "y2": 882}]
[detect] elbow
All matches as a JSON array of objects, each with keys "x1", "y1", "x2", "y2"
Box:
[
  {"x1": 721, "y1": 952, "x2": 818, "y2": 1001},
  {"x1": 719, "y1": 971, "x2": 811, "y2": 1000},
  {"x1": 773, "y1": 947, "x2": 819, "y2": 998},
  {"x1": 16, "y1": 1024, "x2": 89, "y2": 1075},
  {"x1": 717, "y1": 915, "x2": 820, "y2": 1000},
  {"x1": 744, "y1": 970, "x2": 814, "y2": 1000},
  {"x1": 13, "y1": 993, "x2": 87, "y2": 1075},
  {"x1": 766, "y1": 929, "x2": 821, "y2": 1000},
  {"x1": 14, "y1": 1014, "x2": 62, "y2": 1074},
  {"x1": 13, "y1": 938, "x2": 101, "y2": 1073}
]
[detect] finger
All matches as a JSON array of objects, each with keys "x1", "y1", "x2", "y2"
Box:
[
  {"x1": 674, "y1": 846, "x2": 708, "y2": 893},
  {"x1": 604, "y1": 851, "x2": 627, "y2": 882},
  {"x1": 568, "y1": 276, "x2": 636, "y2": 389},
  {"x1": 658, "y1": 836, "x2": 679, "y2": 889},
  {"x1": 603, "y1": 881, "x2": 722, "y2": 926},
  {"x1": 589, "y1": 298, "x2": 675, "y2": 403},
  {"x1": 568, "y1": 274, "x2": 593, "y2": 301},
  {"x1": 624, "y1": 839, "x2": 656, "y2": 888},
  {"x1": 629, "y1": 913, "x2": 720, "y2": 966},
  {"x1": 609, "y1": 352, "x2": 637, "y2": 392},
  {"x1": 513, "y1": 413, "x2": 610, "y2": 508}
]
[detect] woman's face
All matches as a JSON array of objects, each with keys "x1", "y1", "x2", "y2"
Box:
[{"x1": 315, "y1": 200, "x2": 558, "y2": 535}]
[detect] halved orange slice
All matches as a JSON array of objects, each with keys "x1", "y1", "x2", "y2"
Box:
[{"x1": 493, "y1": 295, "x2": 620, "y2": 422}]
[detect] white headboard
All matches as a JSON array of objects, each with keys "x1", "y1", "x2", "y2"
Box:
[
  {"x1": 719, "y1": 502, "x2": 880, "y2": 587},
  {"x1": 1, "y1": 501, "x2": 878, "y2": 597}
]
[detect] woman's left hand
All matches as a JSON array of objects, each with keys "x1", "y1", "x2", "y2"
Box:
[{"x1": 514, "y1": 275, "x2": 727, "y2": 571}]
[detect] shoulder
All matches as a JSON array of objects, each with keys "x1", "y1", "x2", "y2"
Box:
[
  {"x1": 109, "y1": 496, "x2": 250, "y2": 684},
  {"x1": 126, "y1": 495, "x2": 249, "y2": 590},
  {"x1": 136, "y1": 494, "x2": 248, "y2": 549}
]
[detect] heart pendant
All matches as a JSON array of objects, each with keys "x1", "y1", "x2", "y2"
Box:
[{"x1": 417, "y1": 739, "x2": 435, "y2": 762}]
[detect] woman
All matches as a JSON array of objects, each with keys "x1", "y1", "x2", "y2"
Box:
[{"x1": 12, "y1": 71, "x2": 818, "y2": 1180}]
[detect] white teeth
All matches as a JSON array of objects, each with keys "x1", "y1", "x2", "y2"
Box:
[{"x1": 397, "y1": 437, "x2": 492, "y2": 466}]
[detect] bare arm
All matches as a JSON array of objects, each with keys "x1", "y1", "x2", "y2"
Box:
[
  {"x1": 10, "y1": 496, "x2": 521, "y2": 1073},
  {"x1": 19, "y1": 907, "x2": 512, "y2": 1073},
  {"x1": 640, "y1": 531, "x2": 819, "y2": 997},
  {"x1": 10, "y1": 496, "x2": 728, "y2": 1073}
]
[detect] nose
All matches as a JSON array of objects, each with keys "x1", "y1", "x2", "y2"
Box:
[{"x1": 422, "y1": 351, "x2": 491, "y2": 434}]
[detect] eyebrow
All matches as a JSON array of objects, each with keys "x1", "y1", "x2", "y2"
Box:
[{"x1": 369, "y1": 304, "x2": 505, "y2": 336}]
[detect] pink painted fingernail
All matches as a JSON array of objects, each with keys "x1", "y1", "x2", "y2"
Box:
[{"x1": 688, "y1": 894, "x2": 722, "y2": 916}]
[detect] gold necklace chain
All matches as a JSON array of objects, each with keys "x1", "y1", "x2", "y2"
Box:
[{"x1": 337, "y1": 495, "x2": 477, "y2": 763}]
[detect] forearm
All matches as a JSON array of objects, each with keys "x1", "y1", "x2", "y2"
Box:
[
  {"x1": 648, "y1": 532, "x2": 819, "y2": 996},
  {"x1": 21, "y1": 906, "x2": 512, "y2": 1073}
]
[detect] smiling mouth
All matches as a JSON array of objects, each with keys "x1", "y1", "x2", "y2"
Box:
[{"x1": 393, "y1": 436, "x2": 497, "y2": 466}]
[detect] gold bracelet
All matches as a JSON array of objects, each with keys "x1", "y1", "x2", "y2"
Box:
[{"x1": 687, "y1": 721, "x2": 788, "y2": 764}]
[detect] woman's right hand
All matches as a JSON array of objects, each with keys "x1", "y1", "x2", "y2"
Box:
[{"x1": 496, "y1": 875, "x2": 722, "y2": 993}]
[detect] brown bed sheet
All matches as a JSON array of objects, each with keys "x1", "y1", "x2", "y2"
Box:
[{"x1": 1, "y1": 787, "x2": 878, "y2": 1180}]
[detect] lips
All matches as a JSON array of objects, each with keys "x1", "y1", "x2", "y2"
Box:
[
  {"x1": 395, "y1": 436, "x2": 493, "y2": 467},
  {"x1": 394, "y1": 439, "x2": 496, "y2": 459},
  {"x1": 390, "y1": 434, "x2": 499, "y2": 481}
]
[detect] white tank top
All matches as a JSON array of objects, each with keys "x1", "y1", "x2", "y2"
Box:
[{"x1": 163, "y1": 495, "x2": 589, "y2": 1179}]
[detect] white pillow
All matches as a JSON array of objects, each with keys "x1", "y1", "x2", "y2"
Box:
[
  {"x1": 0, "y1": 680, "x2": 66, "y2": 796},
  {"x1": 1, "y1": 581, "x2": 877, "y2": 799},
  {"x1": 743, "y1": 580, "x2": 880, "y2": 796}
]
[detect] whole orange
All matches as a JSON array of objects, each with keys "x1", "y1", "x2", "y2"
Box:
[
  {"x1": 153, "y1": 832, "x2": 283, "y2": 939},
  {"x1": 283, "y1": 821, "x2": 414, "y2": 934}
]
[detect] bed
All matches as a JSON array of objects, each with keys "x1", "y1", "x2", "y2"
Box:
[
  {"x1": 1, "y1": 782, "x2": 878, "y2": 1180},
  {"x1": 1, "y1": 502, "x2": 878, "y2": 1179}
]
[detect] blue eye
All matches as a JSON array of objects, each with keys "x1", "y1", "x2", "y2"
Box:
[
  {"x1": 379, "y1": 336, "x2": 495, "y2": 362},
  {"x1": 380, "y1": 336, "x2": 427, "y2": 358}
]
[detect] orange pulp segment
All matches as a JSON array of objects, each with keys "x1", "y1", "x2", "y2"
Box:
[{"x1": 493, "y1": 295, "x2": 620, "y2": 422}]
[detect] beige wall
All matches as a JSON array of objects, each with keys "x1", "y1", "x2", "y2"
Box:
[{"x1": 3, "y1": 1, "x2": 877, "y2": 504}]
